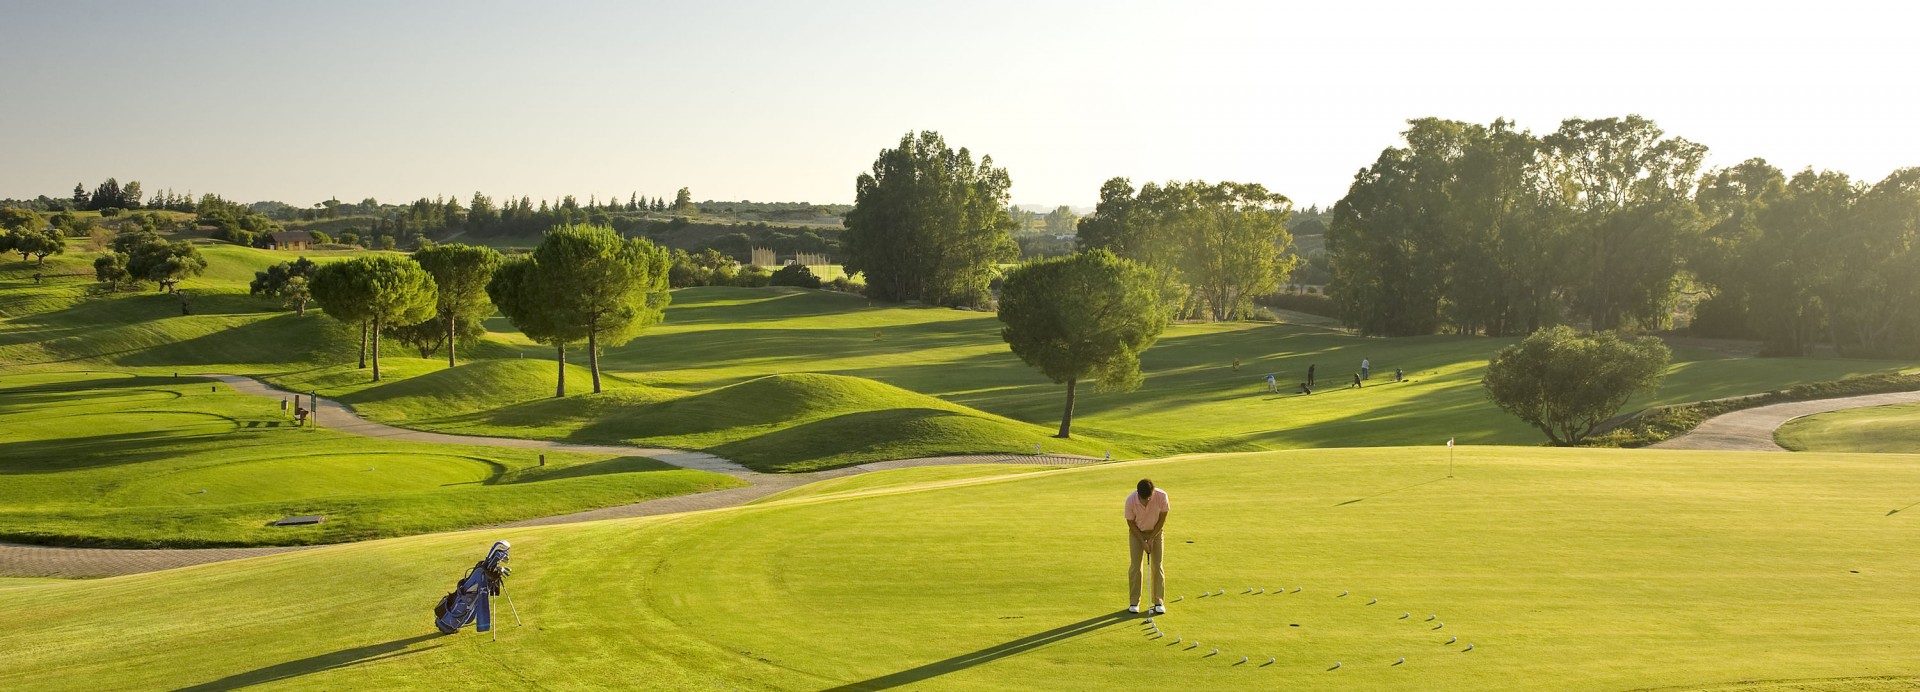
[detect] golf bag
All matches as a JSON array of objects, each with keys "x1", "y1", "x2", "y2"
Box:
[{"x1": 433, "y1": 540, "x2": 514, "y2": 635}]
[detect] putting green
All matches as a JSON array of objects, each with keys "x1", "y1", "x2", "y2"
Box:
[
  {"x1": 1777, "y1": 402, "x2": 1920, "y2": 453},
  {"x1": 5, "y1": 446, "x2": 1917, "y2": 690},
  {"x1": 0, "y1": 372, "x2": 744, "y2": 547},
  {"x1": 107, "y1": 453, "x2": 501, "y2": 506}
]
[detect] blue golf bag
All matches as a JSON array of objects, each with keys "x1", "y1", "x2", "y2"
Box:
[{"x1": 433, "y1": 540, "x2": 517, "y2": 635}]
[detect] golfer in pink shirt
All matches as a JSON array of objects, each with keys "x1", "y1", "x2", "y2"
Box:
[{"x1": 1124, "y1": 478, "x2": 1170, "y2": 614}]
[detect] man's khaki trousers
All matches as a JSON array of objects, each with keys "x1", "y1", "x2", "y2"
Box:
[{"x1": 1129, "y1": 531, "x2": 1165, "y2": 606}]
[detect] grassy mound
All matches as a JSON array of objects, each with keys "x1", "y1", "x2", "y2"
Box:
[
  {"x1": 0, "y1": 372, "x2": 744, "y2": 547},
  {"x1": 5, "y1": 446, "x2": 1918, "y2": 689},
  {"x1": 403, "y1": 373, "x2": 1112, "y2": 472},
  {"x1": 1777, "y1": 401, "x2": 1920, "y2": 453}
]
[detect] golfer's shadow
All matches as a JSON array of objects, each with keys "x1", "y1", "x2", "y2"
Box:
[
  {"x1": 822, "y1": 611, "x2": 1134, "y2": 691},
  {"x1": 171, "y1": 633, "x2": 441, "y2": 691}
]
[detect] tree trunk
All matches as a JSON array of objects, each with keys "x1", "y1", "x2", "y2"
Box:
[
  {"x1": 589, "y1": 319, "x2": 602, "y2": 393},
  {"x1": 555, "y1": 342, "x2": 567, "y2": 398},
  {"x1": 371, "y1": 318, "x2": 383, "y2": 382},
  {"x1": 1055, "y1": 377, "x2": 1078, "y2": 438},
  {"x1": 447, "y1": 314, "x2": 457, "y2": 368},
  {"x1": 358, "y1": 322, "x2": 368, "y2": 369}
]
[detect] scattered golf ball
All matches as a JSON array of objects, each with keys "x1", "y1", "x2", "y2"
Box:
[
  {"x1": 1293, "y1": 587, "x2": 1303, "y2": 593},
  {"x1": 1339, "y1": 590, "x2": 1349, "y2": 597},
  {"x1": 1464, "y1": 643, "x2": 1475, "y2": 652},
  {"x1": 1447, "y1": 636, "x2": 1457, "y2": 644},
  {"x1": 1267, "y1": 657, "x2": 1275, "y2": 665},
  {"x1": 1426, "y1": 614, "x2": 1436, "y2": 621},
  {"x1": 1367, "y1": 598, "x2": 1378, "y2": 605},
  {"x1": 1332, "y1": 661, "x2": 1342, "y2": 669},
  {"x1": 1401, "y1": 612, "x2": 1411, "y2": 619},
  {"x1": 1243, "y1": 588, "x2": 1253, "y2": 594},
  {"x1": 1238, "y1": 656, "x2": 1247, "y2": 663},
  {"x1": 1397, "y1": 657, "x2": 1406, "y2": 665},
  {"x1": 1174, "y1": 596, "x2": 1183, "y2": 602},
  {"x1": 1435, "y1": 622, "x2": 1444, "y2": 629},
  {"x1": 1210, "y1": 648, "x2": 1218, "y2": 655}
]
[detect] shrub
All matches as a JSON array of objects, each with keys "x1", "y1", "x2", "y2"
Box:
[
  {"x1": 770, "y1": 263, "x2": 822, "y2": 289},
  {"x1": 99, "y1": 207, "x2": 124, "y2": 217},
  {"x1": 1484, "y1": 326, "x2": 1672, "y2": 445},
  {"x1": 734, "y1": 265, "x2": 771, "y2": 288}
]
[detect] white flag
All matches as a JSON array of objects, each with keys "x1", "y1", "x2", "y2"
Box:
[{"x1": 1446, "y1": 438, "x2": 1455, "y2": 448}]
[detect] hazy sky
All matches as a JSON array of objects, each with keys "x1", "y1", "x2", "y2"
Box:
[{"x1": 4, "y1": 0, "x2": 1915, "y2": 209}]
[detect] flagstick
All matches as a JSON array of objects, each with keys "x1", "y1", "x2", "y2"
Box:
[{"x1": 1448, "y1": 438, "x2": 1455, "y2": 478}]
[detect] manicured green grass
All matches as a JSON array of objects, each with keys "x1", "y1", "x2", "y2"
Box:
[
  {"x1": 7, "y1": 251, "x2": 1916, "y2": 471},
  {"x1": 0, "y1": 371, "x2": 743, "y2": 547},
  {"x1": 1777, "y1": 402, "x2": 1920, "y2": 453},
  {"x1": 4, "y1": 446, "x2": 1918, "y2": 690}
]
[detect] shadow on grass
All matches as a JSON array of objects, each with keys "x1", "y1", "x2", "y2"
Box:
[
  {"x1": 172, "y1": 633, "x2": 442, "y2": 691},
  {"x1": 1333, "y1": 477, "x2": 1450, "y2": 507},
  {"x1": 822, "y1": 611, "x2": 1133, "y2": 691}
]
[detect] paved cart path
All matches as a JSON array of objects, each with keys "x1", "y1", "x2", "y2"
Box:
[
  {"x1": 1651, "y1": 390, "x2": 1920, "y2": 452},
  {"x1": 0, "y1": 375, "x2": 1102, "y2": 578}
]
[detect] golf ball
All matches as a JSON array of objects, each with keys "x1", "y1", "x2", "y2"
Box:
[{"x1": 1464, "y1": 644, "x2": 1475, "y2": 651}]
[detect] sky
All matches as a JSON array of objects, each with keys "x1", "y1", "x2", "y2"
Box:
[{"x1": 4, "y1": 0, "x2": 1917, "y2": 210}]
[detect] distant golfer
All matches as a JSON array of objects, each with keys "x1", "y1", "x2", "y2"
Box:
[
  {"x1": 1264, "y1": 373, "x2": 1277, "y2": 393},
  {"x1": 1350, "y1": 373, "x2": 1362, "y2": 389},
  {"x1": 1307, "y1": 363, "x2": 1317, "y2": 387},
  {"x1": 1361, "y1": 358, "x2": 1371, "y2": 380},
  {"x1": 1125, "y1": 479, "x2": 1170, "y2": 615},
  {"x1": 1394, "y1": 367, "x2": 1404, "y2": 383}
]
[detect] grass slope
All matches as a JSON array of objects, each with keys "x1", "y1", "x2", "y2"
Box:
[
  {"x1": 0, "y1": 372, "x2": 743, "y2": 547},
  {"x1": 7, "y1": 250, "x2": 1917, "y2": 470},
  {"x1": 4, "y1": 447, "x2": 1918, "y2": 690},
  {"x1": 346, "y1": 370, "x2": 1114, "y2": 472},
  {"x1": 1776, "y1": 402, "x2": 1920, "y2": 453}
]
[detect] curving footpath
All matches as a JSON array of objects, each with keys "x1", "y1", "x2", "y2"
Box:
[
  {"x1": 1652, "y1": 390, "x2": 1920, "y2": 452},
  {"x1": 0, "y1": 375, "x2": 1102, "y2": 578}
]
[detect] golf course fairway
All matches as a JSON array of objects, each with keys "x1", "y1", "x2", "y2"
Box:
[{"x1": 5, "y1": 446, "x2": 1917, "y2": 690}]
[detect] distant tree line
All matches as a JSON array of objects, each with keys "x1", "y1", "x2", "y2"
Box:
[
  {"x1": 1323, "y1": 115, "x2": 1920, "y2": 357},
  {"x1": 1077, "y1": 179, "x2": 1297, "y2": 321}
]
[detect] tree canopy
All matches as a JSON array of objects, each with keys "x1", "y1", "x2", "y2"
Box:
[
  {"x1": 998, "y1": 250, "x2": 1170, "y2": 438},
  {"x1": 843, "y1": 131, "x2": 1017, "y2": 307},
  {"x1": 488, "y1": 224, "x2": 670, "y2": 395},
  {"x1": 1077, "y1": 178, "x2": 1295, "y2": 320},
  {"x1": 411, "y1": 243, "x2": 504, "y2": 366},
  {"x1": 1483, "y1": 326, "x2": 1671, "y2": 445},
  {"x1": 312, "y1": 255, "x2": 437, "y2": 381}
]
